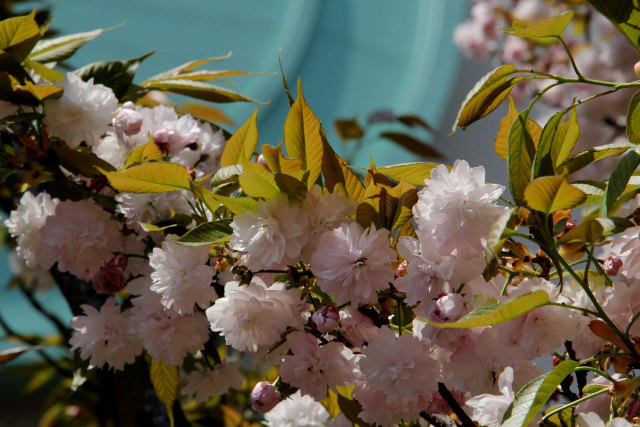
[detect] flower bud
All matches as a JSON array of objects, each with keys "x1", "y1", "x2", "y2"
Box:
[
  {"x1": 311, "y1": 305, "x2": 340, "y2": 333},
  {"x1": 635, "y1": 61, "x2": 640, "y2": 79},
  {"x1": 113, "y1": 102, "x2": 143, "y2": 136},
  {"x1": 251, "y1": 381, "x2": 281, "y2": 413},
  {"x1": 430, "y1": 293, "x2": 465, "y2": 323},
  {"x1": 92, "y1": 260, "x2": 126, "y2": 294},
  {"x1": 604, "y1": 256, "x2": 623, "y2": 276},
  {"x1": 256, "y1": 154, "x2": 269, "y2": 170}
]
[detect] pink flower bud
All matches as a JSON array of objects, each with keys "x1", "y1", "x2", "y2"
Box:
[
  {"x1": 430, "y1": 293, "x2": 465, "y2": 323},
  {"x1": 251, "y1": 381, "x2": 280, "y2": 413},
  {"x1": 311, "y1": 305, "x2": 340, "y2": 333},
  {"x1": 256, "y1": 154, "x2": 269, "y2": 169},
  {"x1": 113, "y1": 102, "x2": 143, "y2": 136},
  {"x1": 604, "y1": 256, "x2": 623, "y2": 276},
  {"x1": 92, "y1": 260, "x2": 126, "y2": 294}
]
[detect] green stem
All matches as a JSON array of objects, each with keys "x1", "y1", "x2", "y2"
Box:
[
  {"x1": 585, "y1": 246, "x2": 613, "y2": 287},
  {"x1": 626, "y1": 310, "x2": 640, "y2": 338},
  {"x1": 540, "y1": 387, "x2": 611, "y2": 423},
  {"x1": 548, "y1": 302, "x2": 598, "y2": 317},
  {"x1": 574, "y1": 366, "x2": 617, "y2": 383},
  {"x1": 556, "y1": 36, "x2": 583, "y2": 79}
]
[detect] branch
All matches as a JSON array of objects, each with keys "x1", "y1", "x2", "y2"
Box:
[{"x1": 437, "y1": 382, "x2": 475, "y2": 427}]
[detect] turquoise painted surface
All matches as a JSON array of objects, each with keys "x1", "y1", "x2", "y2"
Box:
[{"x1": 0, "y1": 1, "x2": 467, "y2": 358}]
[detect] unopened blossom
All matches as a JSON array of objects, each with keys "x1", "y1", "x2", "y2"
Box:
[
  {"x1": 311, "y1": 222, "x2": 396, "y2": 306},
  {"x1": 279, "y1": 331, "x2": 358, "y2": 400},
  {"x1": 466, "y1": 366, "x2": 515, "y2": 426},
  {"x1": 430, "y1": 293, "x2": 466, "y2": 323},
  {"x1": 311, "y1": 305, "x2": 339, "y2": 333},
  {"x1": 4, "y1": 191, "x2": 59, "y2": 269},
  {"x1": 206, "y1": 278, "x2": 304, "y2": 352},
  {"x1": 44, "y1": 73, "x2": 118, "y2": 148},
  {"x1": 41, "y1": 199, "x2": 122, "y2": 280},
  {"x1": 230, "y1": 192, "x2": 308, "y2": 270},
  {"x1": 359, "y1": 326, "x2": 440, "y2": 404},
  {"x1": 181, "y1": 361, "x2": 243, "y2": 403},
  {"x1": 69, "y1": 298, "x2": 142, "y2": 371},
  {"x1": 149, "y1": 239, "x2": 217, "y2": 314},
  {"x1": 251, "y1": 381, "x2": 281, "y2": 413},
  {"x1": 263, "y1": 390, "x2": 330, "y2": 427},
  {"x1": 604, "y1": 256, "x2": 623, "y2": 276},
  {"x1": 413, "y1": 160, "x2": 507, "y2": 259},
  {"x1": 113, "y1": 101, "x2": 143, "y2": 137}
]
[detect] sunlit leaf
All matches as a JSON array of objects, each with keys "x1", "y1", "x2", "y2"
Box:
[
  {"x1": 0, "y1": 9, "x2": 42, "y2": 63},
  {"x1": 426, "y1": 290, "x2": 550, "y2": 328},
  {"x1": 558, "y1": 140, "x2": 630, "y2": 175},
  {"x1": 210, "y1": 164, "x2": 243, "y2": 186},
  {"x1": 504, "y1": 11, "x2": 574, "y2": 40},
  {"x1": 603, "y1": 150, "x2": 640, "y2": 216},
  {"x1": 376, "y1": 162, "x2": 442, "y2": 187},
  {"x1": 451, "y1": 64, "x2": 519, "y2": 133},
  {"x1": 495, "y1": 97, "x2": 519, "y2": 160},
  {"x1": 335, "y1": 117, "x2": 364, "y2": 140},
  {"x1": 532, "y1": 111, "x2": 565, "y2": 178},
  {"x1": 221, "y1": 107, "x2": 258, "y2": 167},
  {"x1": 524, "y1": 176, "x2": 586, "y2": 215},
  {"x1": 558, "y1": 216, "x2": 634, "y2": 244},
  {"x1": 28, "y1": 27, "x2": 109, "y2": 63},
  {"x1": 75, "y1": 51, "x2": 155, "y2": 98},
  {"x1": 239, "y1": 161, "x2": 279, "y2": 198},
  {"x1": 284, "y1": 78, "x2": 324, "y2": 186},
  {"x1": 178, "y1": 101, "x2": 233, "y2": 125},
  {"x1": 99, "y1": 162, "x2": 191, "y2": 193},
  {"x1": 627, "y1": 90, "x2": 640, "y2": 144},
  {"x1": 23, "y1": 59, "x2": 64, "y2": 82},
  {"x1": 149, "y1": 359, "x2": 179, "y2": 427},
  {"x1": 551, "y1": 107, "x2": 580, "y2": 167},
  {"x1": 141, "y1": 78, "x2": 262, "y2": 104},
  {"x1": 211, "y1": 193, "x2": 257, "y2": 215},
  {"x1": 0, "y1": 345, "x2": 41, "y2": 364},
  {"x1": 147, "y1": 52, "x2": 233, "y2": 80},
  {"x1": 261, "y1": 142, "x2": 306, "y2": 181},
  {"x1": 508, "y1": 112, "x2": 537, "y2": 204},
  {"x1": 122, "y1": 136, "x2": 163, "y2": 170},
  {"x1": 167, "y1": 219, "x2": 233, "y2": 246},
  {"x1": 387, "y1": 179, "x2": 418, "y2": 231},
  {"x1": 275, "y1": 173, "x2": 307, "y2": 202},
  {"x1": 502, "y1": 360, "x2": 580, "y2": 427},
  {"x1": 485, "y1": 207, "x2": 516, "y2": 273},
  {"x1": 321, "y1": 129, "x2": 365, "y2": 201},
  {"x1": 13, "y1": 81, "x2": 62, "y2": 102}
]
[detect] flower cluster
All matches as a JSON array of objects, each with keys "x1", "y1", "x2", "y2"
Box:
[{"x1": 2, "y1": 7, "x2": 640, "y2": 427}]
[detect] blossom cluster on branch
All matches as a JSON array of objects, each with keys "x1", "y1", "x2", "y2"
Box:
[{"x1": 1, "y1": 4, "x2": 640, "y2": 427}]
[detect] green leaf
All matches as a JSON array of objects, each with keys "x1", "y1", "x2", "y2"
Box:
[
  {"x1": 335, "y1": 117, "x2": 365, "y2": 140},
  {"x1": 22, "y1": 59, "x2": 64, "y2": 82},
  {"x1": 99, "y1": 162, "x2": 191, "y2": 193},
  {"x1": 0, "y1": 9, "x2": 42, "y2": 63},
  {"x1": 379, "y1": 132, "x2": 443, "y2": 159},
  {"x1": 75, "y1": 51, "x2": 155, "y2": 98},
  {"x1": 485, "y1": 207, "x2": 516, "y2": 275},
  {"x1": 495, "y1": 96, "x2": 519, "y2": 160},
  {"x1": 502, "y1": 360, "x2": 580, "y2": 427},
  {"x1": 558, "y1": 216, "x2": 634, "y2": 244},
  {"x1": 284, "y1": 78, "x2": 324, "y2": 186},
  {"x1": 239, "y1": 161, "x2": 279, "y2": 198},
  {"x1": 28, "y1": 27, "x2": 108, "y2": 63},
  {"x1": 504, "y1": 11, "x2": 574, "y2": 40},
  {"x1": 451, "y1": 64, "x2": 519, "y2": 133},
  {"x1": 210, "y1": 164, "x2": 243, "y2": 186},
  {"x1": 166, "y1": 219, "x2": 233, "y2": 246},
  {"x1": 0, "y1": 345, "x2": 41, "y2": 365},
  {"x1": 558, "y1": 140, "x2": 630, "y2": 175},
  {"x1": 356, "y1": 201, "x2": 382, "y2": 230},
  {"x1": 387, "y1": 179, "x2": 418, "y2": 231},
  {"x1": 275, "y1": 173, "x2": 307, "y2": 202},
  {"x1": 221, "y1": 107, "x2": 258, "y2": 167},
  {"x1": 141, "y1": 78, "x2": 262, "y2": 104},
  {"x1": 586, "y1": 0, "x2": 640, "y2": 55},
  {"x1": 149, "y1": 359, "x2": 180, "y2": 427},
  {"x1": 211, "y1": 193, "x2": 257, "y2": 215},
  {"x1": 121, "y1": 136, "x2": 163, "y2": 170},
  {"x1": 337, "y1": 394, "x2": 371, "y2": 427},
  {"x1": 627, "y1": 90, "x2": 640, "y2": 144},
  {"x1": 426, "y1": 290, "x2": 550, "y2": 328},
  {"x1": 147, "y1": 52, "x2": 233, "y2": 80},
  {"x1": 376, "y1": 162, "x2": 442, "y2": 187},
  {"x1": 53, "y1": 145, "x2": 116, "y2": 177},
  {"x1": 524, "y1": 176, "x2": 586, "y2": 215},
  {"x1": 508, "y1": 112, "x2": 537, "y2": 204},
  {"x1": 532, "y1": 111, "x2": 565, "y2": 179},
  {"x1": 321, "y1": 129, "x2": 365, "y2": 201},
  {"x1": 14, "y1": 81, "x2": 62, "y2": 102},
  {"x1": 551, "y1": 107, "x2": 580, "y2": 168},
  {"x1": 603, "y1": 150, "x2": 640, "y2": 216}
]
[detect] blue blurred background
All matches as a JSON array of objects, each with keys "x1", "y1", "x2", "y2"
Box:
[{"x1": 1, "y1": 0, "x2": 508, "y2": 423}]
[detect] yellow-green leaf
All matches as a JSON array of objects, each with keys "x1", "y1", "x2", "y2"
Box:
[
  {"x1": 558, "y1": 216, "x2": 634, "y2": 245},
  {"x1": 426, "y1": 290, "x2": 550, "y2": 328},
  {"x1": 586, "y1": 1, "x2": 640, "y2": 55},
  {"x1": 451, "y1": 64, "x2": 519, "y2": 133},
  {"x1": 552, "y1": 107, "x2": 580, "y2": 167},
  {"x1": 141, "y1": 78, "x2": 263, "y2": 104},
  {"x1": 275, "y1": 173, "x2": 307, "y2": 202},
  {"x1": 239, "y1": 161, "x2": 279, "y2": 198},
  {"x1": 603, "y1": 150, "x2": 640, "y2": 216},
  {"x1": 387, "y1": 178, "x2": 418, "y2": 231},
  {"x1": 28, "y1": 27, "x2": 108, "y2": 63},
  {"x1": 190, "y1": 182, "x2": 221, "y2": 213},
  {"x1": 558, "y1": 140, "x2": 630, "y2": 175},
  {"x1": 122, "y1": 136, "x2": 163, "y2": 170},
  {"x1": 211, "y1": 193, "x2": 257, "y2": 215},
  {"x1": 507, "y1": 112, "x2": 537, "y2": 204},
  {"x1": 495, "y1": 97, "x2": 519, "y2": 160},
  {"x1": 485, "y1": 207, "x2": 516, "y2": 267},
  {"x1": 0, "y1": 9, "x2": 42, "y2": 63},
  {"x1": 167, "y1": 219, "x2": 233, "y2": 246},
  {"x1": 0, "y1": 345, "x2": 41, "y2": 365},
  {"x1": 221, "y1": 107, "x2": 258, "y2": 167},
  {"x1": 524, "y1": 176, "x2": 586, "y2": 215},
  {"x1": 321, "y1": 130, "x2": 365, "y2": 201},
  {"x1": 14, "y1": 81, "x2": 62, "y2": 101},
  {"x1": 147, "y1": 52, "x2": 233, "y2": 80},
  {"x1": 99, "y1": 162, "x2": 191, "y2": 193},
  {"x1": 502, "y1": 360, "x2": 580, "y2": 427},
  {"x1": 532, "y1": 111, "x2": 566, "y2": 179},
  {"x1": 376, "y1": 162, "x2": 442, "y2": 186},
  {"x1": 22, "y1": 58, "x2": 64, "y2": 82},
  {"x1": 505, "y1": 11, "x2": 574, "y2": 40},
  {"x1": 627, "y1": 90, "x2": 640, "y2": 144},
  {"x1": 261, "y1": 142, "x2": 306, "y2": 181},
  {"x1": 149, "y1": 359, "x2": 179, "y2": 427},
  {"x1": 284, "y1": 78, "x2": 324, "y2": 186},
  {"x1": 335, "y1": 117, "x2": 365, "y2": 140}
]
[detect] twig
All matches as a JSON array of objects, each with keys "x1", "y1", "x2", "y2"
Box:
[{"x1": 437, "y1": 382, "x2": 475, "y2": 427}]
